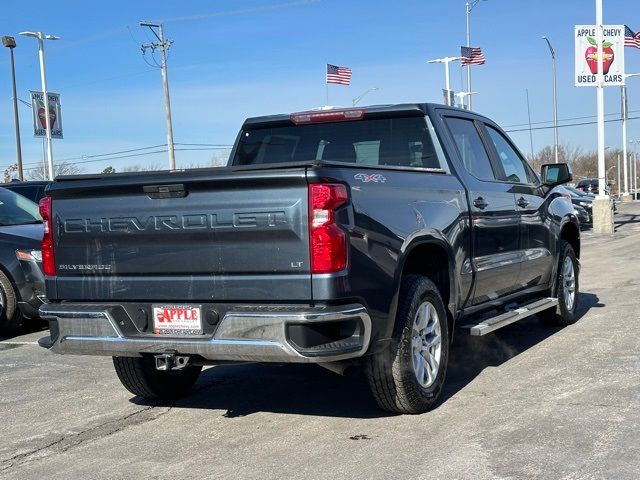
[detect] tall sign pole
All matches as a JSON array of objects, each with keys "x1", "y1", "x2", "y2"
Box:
[
  {"x1": 20, "y1": 31, "x2": 60, "y2": 180},
  {"x1": 141, "y1": 22, "x2": 176, "y2": 170},
  {"x1": 595, "y1": 0, "x2": 606, "y2": 199},
  {"x1": 575, "y1": 14, "x2": 625, "y2": 233}
]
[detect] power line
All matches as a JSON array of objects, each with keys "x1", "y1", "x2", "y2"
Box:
[
  {"x1": 504, "y1": 115, "x2": 640, "y2": 133},
  {"x1": 0, "y1": 143, "x2": 233, "y2": 172},
  {"x1": 502, "y1": 110, "x2": 640, "y2": 129}
]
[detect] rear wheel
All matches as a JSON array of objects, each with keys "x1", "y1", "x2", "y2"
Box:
[
  {"x1": 112, "y1": 356, "x2": 202, "y2": 400},
  {"x1": 365, "y1": 275, "x2": 449, "y2": 414},
  {"x1": 0, "y1": 270, "x2": 20, "y2": 335},
  {"x1": 539, "y1": 240, "x2": 580, "y2": 326}
]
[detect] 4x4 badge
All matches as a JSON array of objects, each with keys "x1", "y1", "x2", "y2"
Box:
[{"x1": 354, "y1": 173, "x2": 387, "y2": 183}]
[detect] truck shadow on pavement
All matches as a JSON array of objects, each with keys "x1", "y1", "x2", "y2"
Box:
[
  {"x1": 441, "y1": 292, "x2": 603, "y2": 404},
  {"x1": 131, "y1": 292, "x2": 602, "y2": 418}
]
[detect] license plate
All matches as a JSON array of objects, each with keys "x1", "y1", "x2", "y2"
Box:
[{"x1": 152, "y1": 305, "x2": 203, "y2": 335}]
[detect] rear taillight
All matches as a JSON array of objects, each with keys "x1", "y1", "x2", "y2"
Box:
[
  {"x1": 39, "y1": 196, "x2": 55, "y2": 276},
  {"x1": 309, "y1": 184, "x2": 348, "y2": 274}
]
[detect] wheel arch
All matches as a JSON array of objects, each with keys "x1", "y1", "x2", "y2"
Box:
[
  {"x1": 391, "y1": 234, "x2": 457, "y2": 338},
  {"x1": 560, "y1": 220, "x2": 580, "y2": 258}
]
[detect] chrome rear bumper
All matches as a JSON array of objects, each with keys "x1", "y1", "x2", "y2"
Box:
[{"x1": 39, "y1": 303, "x2": 372, "y2": 363}]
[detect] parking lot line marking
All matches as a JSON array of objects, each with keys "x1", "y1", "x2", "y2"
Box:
[{"x1": 0, "y1": 341, "x2": 39, "y2": 345}]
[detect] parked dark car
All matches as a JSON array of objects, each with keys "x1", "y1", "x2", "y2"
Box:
[
  {"x1": 564, "y1": 186, "x2": 593, "y2": 222},
  {"x1": 0, "y1": 188, "x2": 46, "y2": 333},
  {"x1": 3, "y1": 181, "x2": 51, "y2": 204},
  {"x1": 38, "y1": 103, "x2": 580, "y2": 414},
  {"x1": 572, "y1": 204, "x2": 591, "y2": 225}
]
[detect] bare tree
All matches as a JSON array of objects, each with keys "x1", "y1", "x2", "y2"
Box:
[
  {"x1": 28, "y1": 161, "x2": 84, "y2": 180},
  {"x1": 529, "y1": 143, "x2": 622, "y2": 182},
  {"x1": 121, "y1": 163, "x2": 163, "y2": 172},
  {"x1": 210, "y1": 149, "x2": 232, "y2": 167}
]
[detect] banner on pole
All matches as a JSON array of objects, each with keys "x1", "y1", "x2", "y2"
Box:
[
  {"x1": 30, "y1": 91, "x2": 63, "y2": 139},
  {"x1": 575, "y1": 25, "x2": 625, "y2": 87}
]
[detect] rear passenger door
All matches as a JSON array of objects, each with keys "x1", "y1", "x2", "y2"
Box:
[
  {"x1": 444, "y1": 116, "x2": 521, "y2": 305},
  {"x1": 481, "y1": 123, "x2": 554, "y2": 289}
]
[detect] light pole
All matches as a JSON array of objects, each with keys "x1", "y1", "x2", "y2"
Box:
[
  {"x1": 631, "y1": 140, "x2": 640, "y2": 199},
  {"x1": 427, "y1": 56, "x2": 463, "y2": 106},
  {"x1": 542, "y1": 36, "x2": 559, "y2": 164},
  {"x1": 19, "y1": 31, "x2": 59, "y2": 181},
  {"x1": 621, "y1": 73, "x2": 640, "y2": 201},
  {"x1": 352, "y1": 87, "x2": 379, "y2": 106},
  {"x1": 455, "y1": 91, "x2": 478, "y2": 109},
  {"x1": 2, "y1": 36, "x2": 23, "y2": 181},
  {"x1": 465, "y1": 0, "x2": 486, "y2": 110}
]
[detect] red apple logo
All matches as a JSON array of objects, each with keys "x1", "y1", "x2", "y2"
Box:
[
  {"x1": 585, "y1": 37, "x2": 614, "y2": 75},
  {"x1": 37, "y1": 100, "x2": 57, "y2": 129}
]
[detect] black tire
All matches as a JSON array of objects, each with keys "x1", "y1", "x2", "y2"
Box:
[
  {"x1": 112, "y1": 356, "x2": 202, "y2": 400},
  {"x1": 0, "y1": 270, "x2": 21, "y2": 335},
  {"x1": 364, "y1": 275, "x2": 449, "y2": 414},
  {"x1": 538, "y1": 240, "x2": 580, "y2": 327}
]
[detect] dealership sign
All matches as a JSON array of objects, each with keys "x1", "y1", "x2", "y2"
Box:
[
  {"x1": 575, "y1": 25, "x2": 625, "y2": 87},
  {"x1": 30, "y1": 91, "x2": 63, "y2": 138}
]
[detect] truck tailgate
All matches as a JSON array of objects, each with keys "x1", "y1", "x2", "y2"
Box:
[{"x1": 47, "y1": 168, "x2": 311, "y2": 301}]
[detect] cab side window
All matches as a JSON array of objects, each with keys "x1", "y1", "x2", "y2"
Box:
[
  {"x1": 445, "y1": 117, "x2": 496, "y2": 181},
  {"x1": 484, "y1": 125, "x2": 537, "y2": 184}
]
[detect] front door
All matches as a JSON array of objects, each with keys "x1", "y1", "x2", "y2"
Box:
[
  {"x1": 481, "y1": 123, "x2": 554, "y2": 289},
  {"x1": 443, "y1": 116, "x2": 521, "y2": 305}
]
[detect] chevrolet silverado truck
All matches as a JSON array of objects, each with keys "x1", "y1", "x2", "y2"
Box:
[{"x1": 38, "y1": 103, "x2": 580, "y2": 414}]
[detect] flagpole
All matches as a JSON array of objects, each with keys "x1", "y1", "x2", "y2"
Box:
[
  {"x1": 466, "y1": 1, "x2": 472, "y2": 110},
  {"x1": 325, "y1": 64, "x2": 329, "y2": 106}
]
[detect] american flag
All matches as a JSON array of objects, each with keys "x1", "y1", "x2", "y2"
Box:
[
  {"x1": 460, "y1": 46, "x2": 486, "y2": 66},
  {"x1": 326, "y1": 64, "x2": 352, "y2": 85},
  {"x1": 625, "y1": 25, "x2": 640, "y2": 49}
]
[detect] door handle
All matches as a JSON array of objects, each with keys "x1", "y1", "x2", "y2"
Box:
[
  {"x1": 517, "y1": 197, "x2": 529, "y2": 208},
  {"x1": 473, "y1": 197, "x2": 488, "y2": 209}
]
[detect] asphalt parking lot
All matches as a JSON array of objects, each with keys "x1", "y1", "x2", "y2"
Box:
[{"x1": 2, "y1": 202, "x2": 640, "y2": 480}]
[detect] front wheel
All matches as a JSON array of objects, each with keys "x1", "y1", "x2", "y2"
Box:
[
  {"x1": 539, "y1": 240, "x2": 580, "y2": 326},
  {"x1": 113, "y1": 356, "x2": 202, "y2": 400},
  {"x1": 365, "y1": 275, "x2": 449, "y2": 414}
]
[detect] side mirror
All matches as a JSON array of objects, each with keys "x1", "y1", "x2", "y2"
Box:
[{"x1": 541, "y1": 163, "x2": 572, "y2": 186}]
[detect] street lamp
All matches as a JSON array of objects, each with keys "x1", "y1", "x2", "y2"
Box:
[
  {"x1": 621, "y1": 73, "x2": 640, "y2": 201},
  {"x1": 542, "y1": 36, "x2": 559, "y2": 164},
  {"x1": 630, "y1": 139, "x2": 640, "y2": 200},
  {"x1": 19, "y1": 31, "x2": 59, "y2": 181},
  {"x1": 427, "y1": 57, "x2": 463, "y2": 106},
  {"x1": 352, "y1": 87, "x2": 379, "y2": 106},
  {"x1": 465, "y1": 0, "x2": 487, "y2": 110},
  {"x1": 2, "y1": 36, "x2": 23, "y2": 181}
]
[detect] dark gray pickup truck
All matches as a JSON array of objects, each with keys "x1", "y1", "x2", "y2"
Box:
[{"x1": 38, "y1": 103, "x2": 580, "y2": 414}]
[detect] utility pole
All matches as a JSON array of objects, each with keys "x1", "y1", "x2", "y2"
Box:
[
  {"x1": 525, "y1": 89, "x2": 534, "y2": 159},
  {"x1": 2, "y1": 36, "x2": 23, "y2": 180},
  {"x1": 140, "y1": 22, "x2": 176, "y2": 170},
  {"x1": 542, "y1": 37, "x2": 559, "y2": 163}
]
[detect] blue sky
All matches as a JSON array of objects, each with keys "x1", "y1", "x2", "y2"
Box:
[{"x1": 1, "y1": 0, "x2": 639, "y2": 175}]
